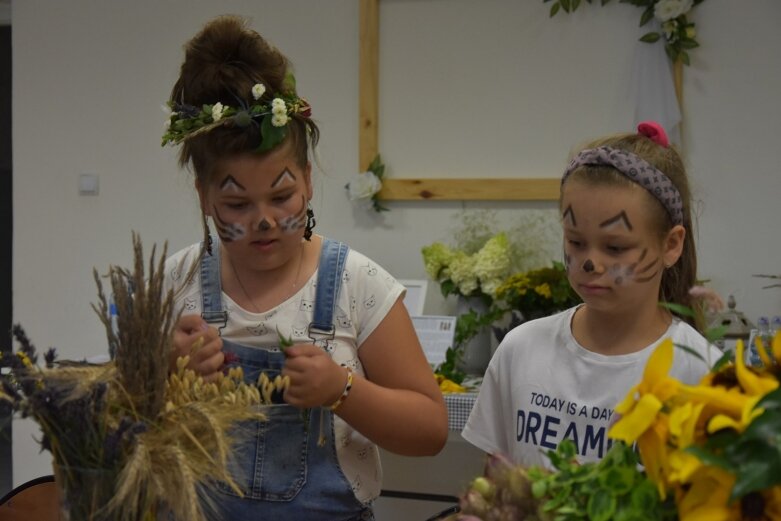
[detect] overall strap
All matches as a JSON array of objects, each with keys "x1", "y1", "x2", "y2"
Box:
[
  {"x1": 309, "y1": 238, "x2": 350, "y2": 341},
  {"x1": 199, "y1": 237, "x2": 228, "y2": 331}
]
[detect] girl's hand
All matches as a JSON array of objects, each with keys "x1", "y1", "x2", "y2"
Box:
[
  {"x1": 282, "y1": 343, "x2": 347, "y2": 409},
  {"x1": 170, "y1": 314, "x2": 224, "y2": 382}
]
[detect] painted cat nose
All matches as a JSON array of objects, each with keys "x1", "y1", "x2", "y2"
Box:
[
  {"x1": 582, "y1": 259, "x2": 595, "y2": 273},
  {"x1": 582, "y1": 259, "x2": 605, "y2": 274}
]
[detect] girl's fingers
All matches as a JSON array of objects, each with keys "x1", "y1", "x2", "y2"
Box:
[{"x1": 198, "y1": 351, "x2": 225, "y2": 378}]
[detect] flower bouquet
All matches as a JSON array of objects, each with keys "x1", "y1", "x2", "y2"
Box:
[
  {"x1": 492, "y1": 262, "x2": 581, "y2": 343},
  {"x1": 423, "y1": 232, "x2": 511, "y2": 377},
  {"x1": 1, "y1": 234, "x2": 264, "y2": 521},
  {"x1": 448, "y1": 333, "x2": 781, "y2": 520}
]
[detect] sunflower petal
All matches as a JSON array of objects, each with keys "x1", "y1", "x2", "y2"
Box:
[{"x1": 609, "y1": 393, "x2": 662, "y2": 443}]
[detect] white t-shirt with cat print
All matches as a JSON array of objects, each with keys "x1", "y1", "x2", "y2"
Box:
[{"x1": 164, "y1": 240, "x2": 405, "y2": 504}]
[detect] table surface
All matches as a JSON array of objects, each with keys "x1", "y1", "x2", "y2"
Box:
[{"x1": 442, "y1": 376, "x2": 481, "y2": 432}]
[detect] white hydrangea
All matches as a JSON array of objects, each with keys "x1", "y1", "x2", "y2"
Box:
[
  {"x1": 345, "y1": 171, "x2": 382, "y2": 204},
  {"x1": 212, "y1": 102, "x2": 225, "y2": 122},
  {"x1": 654, "y1": 0, "x2": 693, "y2": 22},
  {"x1": 271, "y1": 113, "x2": 289, "y2": 127},
  {"x1": 251, "y1": 83, "x2": 266, "y2": 100}
]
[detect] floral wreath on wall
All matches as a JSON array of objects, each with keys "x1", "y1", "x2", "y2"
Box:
[{"x1": 543, "y1": 0, "x2": 707, "y2": 66}]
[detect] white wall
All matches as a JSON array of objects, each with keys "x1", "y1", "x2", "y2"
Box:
[{"x1": 11, "y1": 0, "x2": 781, "y2": 490}]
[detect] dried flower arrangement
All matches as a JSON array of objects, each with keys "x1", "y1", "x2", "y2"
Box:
[{"x1": 1, "y1": 233, "x2": 264, "y2": 521}]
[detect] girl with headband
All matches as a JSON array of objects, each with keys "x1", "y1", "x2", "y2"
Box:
[
  {"x1": 462, "y1": 122, "x2": 721, "y2": 468},
  {"x1": 161, "y1": 16, "x2": 447, "y2": 520}
]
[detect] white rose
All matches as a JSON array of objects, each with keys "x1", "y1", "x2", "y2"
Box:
[
  {"x1": 654, "y1": 0, "x2": 693, "y2": 22},
  {"x1": 345, "y1": 171, "x2": 382, "y2": 202},
  {"x1": 212, "y1": 102, "x2": 224, "y2": 122},
  {"x1": 251, "y1": 83, "x2": 266, "y2": 100}
]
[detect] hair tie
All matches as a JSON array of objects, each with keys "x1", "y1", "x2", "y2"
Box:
[{"x1": 637, "y1": 121, "x2": 669, "y2": 148}]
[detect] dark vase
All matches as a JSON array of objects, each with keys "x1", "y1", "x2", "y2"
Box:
[{"x1": 455, "y1": 295, "x2": 493, "y2": 376}]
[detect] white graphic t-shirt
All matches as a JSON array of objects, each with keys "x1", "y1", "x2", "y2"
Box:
[
  {"x1": 462, "y1": 306, "x2": 721, "y2": 468},
  {"x1": 164, "y1": 241, "x2": 405, "y2": 504}
]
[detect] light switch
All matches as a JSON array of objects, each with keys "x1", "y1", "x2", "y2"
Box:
[{"x1": 79, "y1": 173, "x2": 99, "y2": 196}]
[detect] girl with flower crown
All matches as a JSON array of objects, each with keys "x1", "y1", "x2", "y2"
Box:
[
  {"x1": 161, "y1": 15, "x2": 447, "y2": 520},
  {"x1": 462, "y1": 122, "x2": 722, "y2": 469}
]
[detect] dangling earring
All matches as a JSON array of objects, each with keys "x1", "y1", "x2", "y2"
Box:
[
  {"x1": 304, "y1": 203, "x2": 316, "y2": 241},
  {"x1": 202, "y1": 213, "x2": 213, "y2": 256}
]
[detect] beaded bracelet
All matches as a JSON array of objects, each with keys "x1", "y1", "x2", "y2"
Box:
[{"x1": 328, "y1": 367, "x2": 354, "y2": 411}]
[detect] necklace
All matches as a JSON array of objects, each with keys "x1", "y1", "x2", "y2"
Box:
[{"x1": 226, "y1": 244, "x2": 305, "y2": 314}]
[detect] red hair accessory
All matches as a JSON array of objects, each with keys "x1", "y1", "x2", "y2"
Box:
[{"x1": 637, "y1": 121, "x2": 669, "y2": 148}]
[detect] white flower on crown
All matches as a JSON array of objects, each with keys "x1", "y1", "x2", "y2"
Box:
[
  {"x1": 212, "y1": 102, "x2": 225, "y2": 122},
  {"x1": 251, "y1": 83, "x2": 266, "y2": 100},
  {"x1": 271, "y1": 98, "x2": 286, "y2": 115},
  {"x1": 271, "y1": 113, "x2": 289, "y2": 127},
  {"x1": 653, "y1": 0, "x2": 693, "y2": 22},
  {"x1": 345, "y1": 171, "x2": 382, "y2": 206}
]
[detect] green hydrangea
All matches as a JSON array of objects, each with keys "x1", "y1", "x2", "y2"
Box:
[
  {"x1": 448, "y1": 253, "x2": 479, "y2": 296},
  {"x1": 421, "y1": 242, "x2": 457, "y2": 281},
  {"x1": 473, "y1": 233, "x2": 511, "y2": 296}
]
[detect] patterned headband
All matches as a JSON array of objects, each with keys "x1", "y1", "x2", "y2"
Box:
[{"x1": 561, "y1": 146, "x2": 684, "y2": 225}]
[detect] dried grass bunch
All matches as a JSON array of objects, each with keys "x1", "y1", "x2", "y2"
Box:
[{"x1": 1, "y1": 233, "x2": 264, "y2": 521}]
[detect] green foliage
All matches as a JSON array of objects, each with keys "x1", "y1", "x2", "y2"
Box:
[
  {"x1": 532, "y1": 440, "x2": 677, "y2": 520},
  {"x1": 366, "y1": 154, "x2": 389, "y2": 213},
  {"x1": 434, "y1": 346, "x2": 466, "y2": 384},
  {"x1": 454, "y1": 305, "x2": 505, "y2": 348},
  {"x1": 277, "y1": 327, "x2": 294, "y2": 351},
  {"x1": 541, "y1": 0, "x2": 706, "y2": 66}
]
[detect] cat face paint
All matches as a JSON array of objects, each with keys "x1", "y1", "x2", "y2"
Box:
[
  {"x1": 607, "y1": 248, "x2": 661, "y2": 286},
  {"x1": 597, "y1": 211, "x2": 661, "y2": 285},
  {"x1": 212, "y1": 205, "x2": 247, "y2": 242},
  {"x1": 563, "y1": 200, "x2": 661, "y2": 286},
  {"x1": 271, "y1": 168, "x2": 297, "y2": 188},
  {"x1": 278, "y1": 195, "x2": 308, "y2": 234},
  {"x1": 220, "y1": 175, "x2": 246, "y2": 193}
]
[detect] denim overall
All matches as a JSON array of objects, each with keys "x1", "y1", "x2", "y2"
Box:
[{"x1": 200, "y1": 238, "x2": 373, "y2": 521}]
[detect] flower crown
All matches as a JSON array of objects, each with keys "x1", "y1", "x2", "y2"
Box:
[{"x1": 161, "y1": 73, "x2": 312, "y2": 152}]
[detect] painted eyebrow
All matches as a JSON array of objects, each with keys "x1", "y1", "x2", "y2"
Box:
[
  {"x1": 219, "y1": 175, "x2": 246, "y2": 192},
  {"x1": 562, "y1": 205, "x2": 577, "y2": 227},
  {"x1": 600, "y1": 211, "x2": 633, "y2": 231},
  {"x1": 271, "y1": 168, "x2": 297, "y2": 188}
]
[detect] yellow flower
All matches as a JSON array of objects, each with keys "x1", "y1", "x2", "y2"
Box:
[
  {"x1": 676, "y1": 465, "x2": 738, "y2": 521},
  {"x1": 610, "y1": 338, "x2": 680, "y2": 443},
  {"x1": 638, "y1": 418, "x2": 672, "y2": 498},
  {"x1": 753, "y1": 330, "x2": 781, "y2": 368},
  {"x1": 609, "y1": 339, "x2": 684, "y2": 497},
  {"x1": 669, "y1": 401, "x2": 706, "y2": 448},
  {"x1": 706, "y1": 394, "x2": 763, "y2": 434},
  {"x1": 734, "y1": 339, "x2": 778, "y2": 397},
  {"x1": 534, "y1": 283, "x2": 552, "y2": 299}
]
